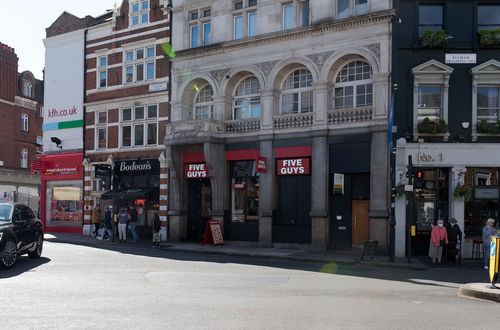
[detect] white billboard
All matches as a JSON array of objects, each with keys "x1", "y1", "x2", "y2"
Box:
[{"x1": 43, "y1": 29, "x2": 85, "y2": 152}]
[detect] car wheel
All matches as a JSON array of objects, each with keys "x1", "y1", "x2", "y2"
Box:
[
  {"x1": 0, "y1": 240, "x2": 18, "y2": 269},
  {"x1": 28, "y1": 233, "x2": 43, "y2": 259}
]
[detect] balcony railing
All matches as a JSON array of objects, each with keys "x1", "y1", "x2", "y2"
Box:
[
  {"x1": 274, "y1": 112, "x2": 313, "y2": 129},
  {"x1": 328, "y1": 107, "x2": 373, "y2": 125},
  {"x1": 225, "y1": 118, "x2": 261, "y2": 133}
]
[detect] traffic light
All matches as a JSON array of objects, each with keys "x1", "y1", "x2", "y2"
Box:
[{"x1": 414, "y1": 170, "x2": 425, "y2": 189}]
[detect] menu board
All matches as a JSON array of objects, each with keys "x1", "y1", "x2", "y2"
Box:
[{"x1": 209, "y1": 220, "x2": 224, "y2": 245}]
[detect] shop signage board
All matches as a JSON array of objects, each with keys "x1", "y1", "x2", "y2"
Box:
[
  {"x1": 233, "y1": 182, "x2": 246, "y2": 190},
  {"x1": 277, "y1": 158, "x2": 310, "y2": 175},
  {"x1": 115, "y1": 159, "x2": 160, "y2": 176},
  {"x1": 94, "y1": 164, "x2": 111, "y2": 178},
  {"x1": 490, "y1": 236, "x2": 500, "y2": 287},
  {"x1": 334, "y1": 173, "x2": 344, "y2": 194},
  {"x1": 202, "y1": 220, "x2": 224, "y2": 245},
  {"x1": 475, "y1": 188, "x2": 499, "y2": 200},
  {"x1": 43, "y1": 153, "x2": 82, "y2": 175},
  {"x1": 256, "y1": 156, "x2": 267, "y2": 173},
  {"x1": 445, "y1": 54, "x2": 477, "y2": 64},
  {"x1": 184, "y1": 163, "x2": 209, "y2": 179}
]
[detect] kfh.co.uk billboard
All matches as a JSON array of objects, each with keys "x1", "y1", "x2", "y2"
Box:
[{"x1": 42, "y1": 29, "x2": 85, "y2": 152}]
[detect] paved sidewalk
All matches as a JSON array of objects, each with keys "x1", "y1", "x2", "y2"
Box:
[{"x1": 44, "y1": 232, "x2": 427, "y2": 270}]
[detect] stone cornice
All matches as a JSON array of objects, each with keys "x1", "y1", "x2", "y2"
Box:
[{"x1": 174, "y1": 10, "x2": 395, "y2": 61}]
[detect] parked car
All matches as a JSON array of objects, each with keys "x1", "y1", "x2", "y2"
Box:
[{"x1": 0, "y1": 203, "x2": 44, "y2": 269}]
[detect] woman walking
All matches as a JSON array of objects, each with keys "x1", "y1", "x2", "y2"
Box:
[
  {"x1": 482, "y1": 218, "x2": 496, "y2": 269},
  {"x1": 429, "y1": 219, "x2": 448, "y2": 265}
]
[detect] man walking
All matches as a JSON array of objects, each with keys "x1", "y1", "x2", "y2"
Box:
[
  {"x1": 92, "y1": 206, "x2": 102, "y2": 237},
  {"x1": 128, "y1": 205, "x2": 139, "y2": 242},
  {"x1": 117, "y1": 208, "x2": 129, "y2": 244}
]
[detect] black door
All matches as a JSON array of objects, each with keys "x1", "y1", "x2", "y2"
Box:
[
  {"x1": 274, "y1": 175, "x2": 311, "y2": 244},
  {"x1": 187, "y1": 179, "x2": 211, "y2": 240}
]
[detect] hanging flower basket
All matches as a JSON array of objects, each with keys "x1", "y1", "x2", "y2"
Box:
[
  {"x1": 453, "y1": 185, "x2": 473, "y2": 201},
  {"x1": 420, "y1": 29, "x2": 453, "y2": 48},
  {"x1": 418, "y1": 118, "x2": 448, "y2": 134},
  {"x1": 394, "y1": 185, "x2": 406, "y2": 199}
]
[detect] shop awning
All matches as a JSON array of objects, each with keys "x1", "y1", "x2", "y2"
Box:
[{"x1": 101, "y1": 188, "x2": 157, "y2": 200}]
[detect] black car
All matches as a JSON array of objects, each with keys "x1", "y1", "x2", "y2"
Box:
[{"x1": 0, "y1": 203, "x2": 44, "y2": 269}]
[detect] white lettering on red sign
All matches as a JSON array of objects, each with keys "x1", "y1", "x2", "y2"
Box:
[
  {"x1": 277, "y1": 158, "x2": 310, "y2": 176},
  {"x1": 185, "y1": 163, "x2": 208, "y2": 178}
]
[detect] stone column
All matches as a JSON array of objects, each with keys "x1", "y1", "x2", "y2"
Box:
[
  {"x1": 213, "y1": 96, "x2": 230, "y2": 121},
  {"x1": 369, "y1": 131, "x2": 390, "y2": 246},
  {"x1": 260, "y1": 89, "x2": 277, "y2": 131},
  {"x1": 258, "y1": 138, "x2": 274, "y2": 247},
  {"x1": 310, "y1": 133, "x2": 329, "y2": 250},
  {"x1": 312, "y1": 81, "x2": 331, "y2": 127},
  {"x1": 203, "y1": 142, "x2": 227, "y2": 229},
  {"x1": 371, "y1": 73, "x2": 390, "y2": 120},
  {"x1": 165, "y1": 145, "x2": 184, "y2": 241}
]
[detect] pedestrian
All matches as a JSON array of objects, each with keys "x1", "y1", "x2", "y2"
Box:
[
  {"x1": 429, "y1": 219, "x2": 448, "y2": 265},
  {"x1": 92, "y1": 206, "x2": 102, "y2": 238},
  {"x1": 128, "y1": 205, "x2": 139, "y2": 242},
  {"x1": 482, "y1": 218, "x2": 497, "y2": 270},
  {"x1": 98, "y1": 206, "x2": 113, "y2": 240},
  {"x1": 152, "y1": 213, "x2": 161, "y2": 248},
  {"x1": 445, "y1": 218, "x2": 462, "y2": 263},
  {"x1": 117, "y1": 208, "x2": 129, "y2": 244}
]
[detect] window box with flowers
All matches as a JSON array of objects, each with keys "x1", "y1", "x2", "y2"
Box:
[
  {"x1": 453, "y1": 185, "x2": 474, "y2": 201},
  {"x1": 477, "y1": 120, "x2": 500, "y2": 135},
  {"x1": 478, "y1": 29, "x2": 500, "y2": 47},
  {"x1": 418, "y1": 117, "x2": 447, "y2": 134},
  {"x1": 420, "y1": 30, "x2": 452, "y2": 48}
]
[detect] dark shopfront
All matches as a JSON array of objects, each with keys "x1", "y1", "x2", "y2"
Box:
[{"x1": 103, "y1": 159, "x2": 160, "y2": 237}]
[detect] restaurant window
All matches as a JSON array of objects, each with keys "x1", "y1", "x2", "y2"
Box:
[
  {"x1": 334, "y1": 60, "x2": 373, "y2": 110},
  {"x1": 478, "y1": 5, "x2": 500, "y2": 31},
  {"x1": 418, "y1": 5, "x2": 443, "y2": 36},
  {"x1": 281, "y1": 69, "x2": 313, "y2": 114},
  {"x1": 233, "y1": 76, "x2": 261, "y2": 119},
  {"x1": 230, "y1": 161, "x2": 259, "y2": 223},
  {"x1": 194, "y1": 84, "x2": 214, "y2": 119},
  {"x1": 46, "y1": 180, "x2": 83, "y2": 228}
]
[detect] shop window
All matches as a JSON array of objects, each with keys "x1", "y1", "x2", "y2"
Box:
[
  {"x1": 283, "y1": 0, "x2": 309, "y2": 30},
  {"x1": 194, "y1": 84, "x2": 214, "y2": 119},
  {"x1": 477, "y1": 5, "x2": 500, "y2": 31},
  {"x1": 418, "y1": 5, "x2": 443, "y2": 36},
  {"x1": 233, "y1": 76, "x2": 261, "y2": 119},
  {"x1": 411, "y1": 60, "x2": 453, "y2": 136},
  {"x1": 334, "y1": 61, "x2": 373, "y2": 110},
  {"x1": 338, "y1": 0, "x2": 368, "y2": 19},
  {"x1": 230, "y1": 161, "x2": 259, "y2": 223},
  {"x1": 281, "y1": 69, "x2": 313, "y2": 114},
  {"x1": 46, "y1": 180, "x2": 83, "y2": 228}
]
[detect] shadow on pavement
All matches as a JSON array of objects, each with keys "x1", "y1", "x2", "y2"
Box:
[
  {"x1": 0, "y1": 256, "x2": 51, "y2": 279},
  {"x1": 45, "y1": 233, "x2": 490, "y2": 289}
]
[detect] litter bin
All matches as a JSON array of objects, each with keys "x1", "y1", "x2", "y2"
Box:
[{"x1": 490, "y1": 236, "x2": 500, "y2": 288}]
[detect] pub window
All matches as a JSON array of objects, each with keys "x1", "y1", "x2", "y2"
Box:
[
  {"x1": 233, "y1": 76, "x2": 261, "y2": 119},
  {"x1": 478, "y1": 5, "x2": 500, "y2": 31},
  {"x1": 194, "y1": 84, "x2": 214, "y2": 119},
  {"x1": 334, "y1": 60, "x2": 373, "y2": 110},
  {"x1": 281, "y1": 69, "x2": 313, "y2": 114},
  {"x1": 418, "y1": 5, "x2": 443, "y2": 36}
]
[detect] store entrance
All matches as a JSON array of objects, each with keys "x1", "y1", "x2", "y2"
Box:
[
  {"x1": 187, "y1": 179, "x2": 211, "y2": 240},
  {"x1": 412, "y1": 168, "x2": 449, "y2": 256}
]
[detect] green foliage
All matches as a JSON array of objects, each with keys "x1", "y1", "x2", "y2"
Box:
[
  {"x1": 478, "y1": 29, "x2": 500, "y2": 46},
  {"x1": 453, "y1": 185, "x2": 474, "y2": 201},
  {"x1": 477, "y1": 120, "x2": 500, "y2": 134},
  {"x1": 420, "y1": 29, "x2": 453, "y2": 48},
  {"x1": 418, "y1": 117, "x2": 447, "y2": 134}
]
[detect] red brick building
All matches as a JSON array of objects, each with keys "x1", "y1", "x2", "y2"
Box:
[
  {"x1": 0, "y1": 42, "x2": 43, "y2": 212},
  {"x1": 82, "y1": 0, "x2": 170, "y2": 239}
]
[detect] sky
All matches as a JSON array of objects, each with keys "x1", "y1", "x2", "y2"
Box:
[{"x1": 0, "y1": 0, "x2": 118, "y2": 79}]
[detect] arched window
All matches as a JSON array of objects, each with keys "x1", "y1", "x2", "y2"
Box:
[
  {"x1": 233, "y1": 77, "x2": 261, "y2": 119},
  {"x1": 23, "y1": 81, "x2": 33, "y2": 98},
  {"x1": 281, "y1": 69, "x2": 313, "y2": 114},
  {"x1": 194, "y1": 84, "x2": 214, "y2": 119},
  {"x1": 334, "y1": 61, "x2": 373, "y2": 110}
]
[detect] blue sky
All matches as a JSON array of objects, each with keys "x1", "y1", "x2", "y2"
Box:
[{"x1": 0, "y1": 0, "x2": 116, "y2": 79}]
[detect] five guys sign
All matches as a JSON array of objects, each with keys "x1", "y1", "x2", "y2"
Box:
[
  {"x1": 184, "y1": 163, "x2": 208, "y2": 179},
  {"x1": 277, "y1": 158, "x2": 310, "y2": 175}
]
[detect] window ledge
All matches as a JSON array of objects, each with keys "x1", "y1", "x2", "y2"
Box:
[{"x1": 413, "y1": 132, "x2": 450, "y2": 142}]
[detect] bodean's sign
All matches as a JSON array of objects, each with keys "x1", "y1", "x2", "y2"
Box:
[{"x1": 115, "y1": 159, "x2": 159, "y2": 176}]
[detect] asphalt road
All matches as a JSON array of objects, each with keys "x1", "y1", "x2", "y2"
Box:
[{"x1": 0, "y1": 241, "x2": 498, "y2": 330}]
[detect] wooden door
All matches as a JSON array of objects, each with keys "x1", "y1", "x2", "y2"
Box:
[{"x1": 351, "y1": 200, "x2": 370, "y2": 245}]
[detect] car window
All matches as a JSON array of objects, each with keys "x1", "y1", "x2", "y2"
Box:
[
  {"x1": 18, "y1": 206, "x2": 32, "y2": 222},
  {"x1": 26, "y1": 207, "x2": 36, "y2": 219},
  {"x1": 12, "y1": 207, "x2": 23, "y2": 222},
  {"x1": 0, "y1": 205, "x2": 12, "y2": 222}
]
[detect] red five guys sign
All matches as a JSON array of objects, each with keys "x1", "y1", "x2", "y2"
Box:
[
  {"x1": 184, "y1": 163, "x2": 209, "y2": 179},
  {"x1": 277, "y1": 158, "x2": 310, "y2": 176}
]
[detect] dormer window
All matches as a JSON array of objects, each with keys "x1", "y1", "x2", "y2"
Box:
[
  {"x1": 130, "y1": 0, "x2": 149, "y2": 27},
  {"x1": 23, "y1": 81, "x2": 33, "y2": 98}
]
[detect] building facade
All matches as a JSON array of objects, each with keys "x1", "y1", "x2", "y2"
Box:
[
  {"x1": 393, "y1": 0, "x2": 500, "y2": 257},
  {"x1": 83, "y1": 0, "x2": 171, "y2": 239},
  {"x1": 0, "y1": 42, "x2": 43, "y2": 213},
  {"x1": 168, "y1": 0, "x2": 393, "y2": 250}
]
